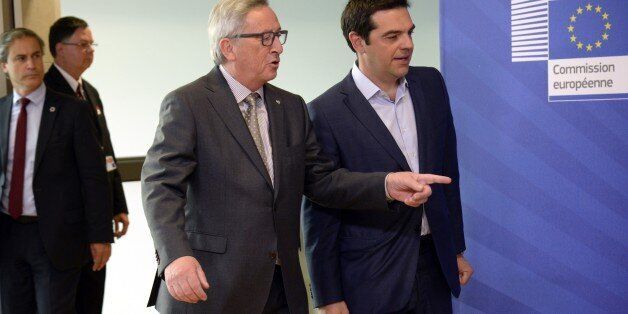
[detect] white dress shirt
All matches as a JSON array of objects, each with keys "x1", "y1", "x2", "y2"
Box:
[
  {"x1": 54, "y1": 63, "x2": 84, "y2": 95},
  {"x1": 219, "y1": 65, "x2": 274, "y2": 185},
  {"x1": 351, "y1": 64, "x2": 430, "y2": 235},
  {"x1": 1, "y1": 83, "x2": 46, "y2": 217}
]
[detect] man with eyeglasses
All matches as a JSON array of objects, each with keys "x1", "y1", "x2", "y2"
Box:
[
  {"x1": 44, "y1": 16, "x2": 130, "y2": 314},
  {"x1": 142, "y1": 0, "x2": 451, "y2": 313}
]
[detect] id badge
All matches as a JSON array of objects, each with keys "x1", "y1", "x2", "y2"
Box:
[{"x1": 105, "y1": 156, "x2": 117, "y2": 172}]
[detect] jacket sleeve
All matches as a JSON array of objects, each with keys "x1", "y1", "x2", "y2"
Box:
[
  {"x1": 302, "y1": 100, "x2": 345, "y2": 307},
  {"x1": 436, "y1": 69, "x2": 466, "y2": 254},
  {"x1": 302, "y1": 96, "x2": 389, "y2": 211},
  {"x1": 73, "y1": 101, "x2": 114, "y2": 243},
  {"x1": 141, "y1": 91, "x2": 196, "y2": 276}
]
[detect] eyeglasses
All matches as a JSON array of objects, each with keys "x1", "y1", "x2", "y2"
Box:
[
  {"x1": 61, "y1": 41, "x2": 98, "y2": 50},
  {"x1": 227, "y1": 30, "x2": 288, "y2": 46}
]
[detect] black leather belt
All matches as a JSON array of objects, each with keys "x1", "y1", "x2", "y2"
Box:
[{"x1": 2, "y1": 213, "x2": 39, "y2": 224}]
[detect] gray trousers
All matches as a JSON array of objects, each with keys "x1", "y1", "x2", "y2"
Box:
[{"x1": 0, "y1": 214, "x2": 82, "y2": 314}]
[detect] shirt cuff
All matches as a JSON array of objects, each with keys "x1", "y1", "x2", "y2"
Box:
[{"x1": 384, "y1": 173, "x2": 394, "y2": 202}]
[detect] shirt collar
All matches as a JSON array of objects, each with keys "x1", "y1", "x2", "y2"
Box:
[
  {"x1": 351, "y1": 63, "x2": 408, "y2": 102},
  {"x1": 54, "y1": 63, "x2": 83, "y2": 93},
  {"x1": 12, "y1": 83, "x2": 46, "y2": 108},
  {"x1": 219, "y1": 65, "x2": 264, "y2": 104}
]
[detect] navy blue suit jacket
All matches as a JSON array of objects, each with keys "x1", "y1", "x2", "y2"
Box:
[{"x1": 302, "y1": 67, "x2": 465, "y2": 313}]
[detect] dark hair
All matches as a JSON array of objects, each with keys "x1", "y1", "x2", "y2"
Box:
[
  {"x1": 49, "y1": 16, "x2": 89, "y2": 57},
  {"x1": 341, "y1": 0, "x2": 410, "y2": 52},
  {"x1": 0, "y1": 28, "x2": 45, "y2": 63}
]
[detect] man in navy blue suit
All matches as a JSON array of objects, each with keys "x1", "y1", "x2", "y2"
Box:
[{"x1": 302, "y1": 1, "x2": 473, "y2": 313}]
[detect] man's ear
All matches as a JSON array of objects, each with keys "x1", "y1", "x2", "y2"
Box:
[
  {"x1": 54, "y1": 42, "x2": 64, "y2": 58},
  {"x1": 349, "y1": 31, "x2": 366, "y2": 54},
  {"x1": 219, "y1": 38, "x2": 236, "y2": 62}
]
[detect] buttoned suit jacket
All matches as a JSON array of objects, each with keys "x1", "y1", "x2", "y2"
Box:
[
  {"x1": 0, "y1": 87, "x2": 113, "y2": 271},
  {"x1": 142, "y1": 66, "x2": 389, "y2": 313},
  {"x1": 44, "y1": 65, "x2": 128, "y2": 215},
  {"x1": 303, "y1": 67, "x2": 466, "y2": 313}
]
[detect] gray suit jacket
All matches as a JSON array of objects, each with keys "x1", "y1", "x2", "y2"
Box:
[{"x1": 142, "y1": 67, "x2": 388, "y2": 313}]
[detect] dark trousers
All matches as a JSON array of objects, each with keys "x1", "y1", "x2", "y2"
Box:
[
  {"x1": 403, "y1": 235, "x2": 453, "y2": 314},
  {"x1": 0, "y1": 214, "x2": 82, "y2": 314},
  {"x1": 262, "y1": 266, "x2": 289, "y2": 314},
  {"x1": 75, "y1": 262, "x2": 106, "y2": 314}
]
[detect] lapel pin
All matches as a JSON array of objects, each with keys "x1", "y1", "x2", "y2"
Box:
[
  {"x1": 275, "y1": 100, "x2": 281, "y2": 104},
  {"x1": 49, "y1": 107, "x2": 56, "y2": 112}
]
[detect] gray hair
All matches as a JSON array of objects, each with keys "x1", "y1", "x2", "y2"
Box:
[
  {"x1": 208, "y1": 0, "x2": 268, "y2": 65},
  {"x1": 0, "y1": 28, "x2": 45, "y2": 63}
]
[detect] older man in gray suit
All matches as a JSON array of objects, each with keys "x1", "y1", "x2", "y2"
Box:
[{"x1": 141, "y1": 0, "x2": 451, "y2": 313}]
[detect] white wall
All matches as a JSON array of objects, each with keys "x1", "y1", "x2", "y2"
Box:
[{"x1": 59, "y1": 1, "x2": 440, "y2": 313}]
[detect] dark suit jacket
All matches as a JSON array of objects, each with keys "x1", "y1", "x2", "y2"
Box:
[
  {"x1": 44, "y1": 65, "x2": 128, "y2": 215},
  {"x1": 0, "y1": 87, "x2": 113, "y2": 271},
  {"x1": 141, "y1": 66, "x2": 389, "y2": 313},
  {"x1": 302, "y1": 67, "x2": 465, "y2": 313}
]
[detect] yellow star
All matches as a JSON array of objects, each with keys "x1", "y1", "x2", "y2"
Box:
[
  {"x1": 586, "y1": 44, "x2": 593, "y2": 51},
  {"x1": 586, "y1": 3, "x2": 593, "y2": 11},
  {"x1": 602, "y1": 12, "x2": 609, "y2": 20},
  {"x1": 577, "y1": 7, "x2": 583, "y2": 14},
  {"x1": 602, "y1": 33, "x2": 609, "y2": 40},
  {"x1": 567, "y1": 25, "x2": 574, "y2": 32},
  {"x1": 605, "y1": 22, "x2": 612, "y2": 30},
  {"x1": 570, "y1": 15, "x2": 577, "y2": 22},
  {"x1": 595, "y1": 41, "x2": 602, "y2": 48},
  {"x1": 577, "y1": 42, "x2": 584, "y2": 49},
  {"x1": 570, "y1": 35, "x2": 577, "y2": 42},
  {"x1": 595, "y1": 6, "x2": 602, "y2": 13}
]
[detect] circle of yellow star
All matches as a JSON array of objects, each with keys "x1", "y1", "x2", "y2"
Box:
[{"x1": 568, "y1": 3, "x2": 611, "y2": 53}]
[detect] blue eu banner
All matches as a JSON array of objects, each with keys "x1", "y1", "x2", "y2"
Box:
[
  {"x1": 549, "y1": 0, "x2": 628, "y2": 59},
  {"x1": 547, "y1": 0, "x2": 628, "y2": 101}
]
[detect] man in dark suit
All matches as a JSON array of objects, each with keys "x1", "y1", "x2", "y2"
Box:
[
  {"x1": 0, "y1": 28, "x2": 112, "y2": 313},
  {"x1": 302, "y1": 1, "x2": 474, "y2": 313},
  {"x1": 141, "y1": 0, "x2": 451, "y2": 313},
  {"x1": 43, "y1": 16, "x2": 130, "y2": 314}
]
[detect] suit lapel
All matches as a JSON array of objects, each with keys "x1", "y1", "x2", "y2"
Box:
[
  {"x1": 406, "y1": 73, "x2": 429, "y2": 173},
  {"x1": 341, "y1": 74, "x2": 411, "y2": 171},
  {"x1": 0, "y1": 96, "x2": 13, "y2": 172},
  {"x1": 44, "y1": 64, "x2": 76, "y2": 96},
  {"x1": 264, "y1": 84, "x2": 284, "y2": 198},
  {"x1": 34, "y1": 90, "x2": 58, "y2": 173},
  {"x1": 204, "y1": 67, "x2": 273, "y2": 188}
]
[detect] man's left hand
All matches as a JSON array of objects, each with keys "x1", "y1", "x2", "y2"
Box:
[
  {"x1": 457, "y1": 254, "x2": 473, "y2": 285},
  {"x1": 386, "y1": 172, "x2": 452, "y2": 207},
  {"x1": 90, "y1": 243, "x2": 112, "y2": 271},
  {"x1": 113, "y1": 213, "x2": 130, "y2": 238}
]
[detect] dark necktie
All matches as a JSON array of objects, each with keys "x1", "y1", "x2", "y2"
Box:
[
  {"x1": 8, "y1": 98, "x2": 30, "y2": 219},
  {"x1": 76, "y1": 82, "x2": 86, "y2": 100}
]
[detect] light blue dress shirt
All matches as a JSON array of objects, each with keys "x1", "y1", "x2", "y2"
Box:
[{"x1": 351, "y1": 64, "x2": 430, "y2": 235}]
